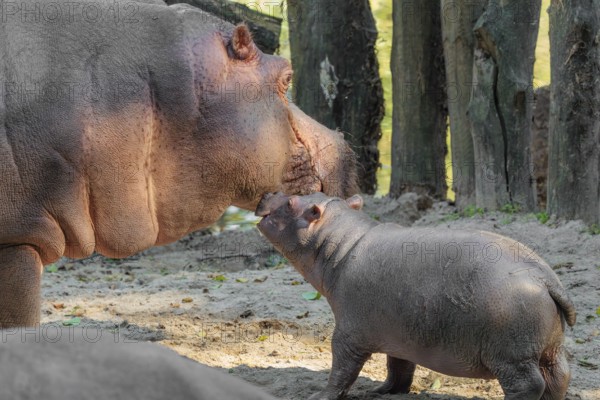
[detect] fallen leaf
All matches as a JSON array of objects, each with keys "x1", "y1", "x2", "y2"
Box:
[
  {"x1": 45, "y1": 264, "x2": 58, "y2": 273},
  {"x1": 213, "y1": 275, "x2": 227, "y2": 282},
  {"x1": 296, "y1": 311, "x2": 309, "y2": 319},
  {"x1": 236, "y1": 278, "x2": 249, "y2": 283},
  {"x1": 302, "y1": 291, "x2": 321, "y2": 301},
  {"x1": 182, "y1": 297, "x2": 193, "y2": 303},
  {"x1": 290, "y1": 280, "x2": 302, "y2": 286},
  {"x1": 254, "y1": 276, "x2": 268, "y2": 283},
  {"x1": 257, "y1": 335, "x2": 269, "y2": 342},
  {"x1": 170, "y1": 303, "x2": 180, "y2": 308},
  {"x1": 62, "y1": 317, "x2": 81, "y2": 327},
  {"x1": 52, "y1": 303, "x2": 65, "y2": 310},
  {"x1": 577, "y1": 359, "x2": 598, "y2": 370},
  {"x1": 430, "y1": 378, "x2": 442, "y2": 390}
]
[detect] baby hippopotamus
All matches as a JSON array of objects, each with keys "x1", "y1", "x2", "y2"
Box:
[{"x1": 255, "y1": 192, "x2": 576, "y2": 400}]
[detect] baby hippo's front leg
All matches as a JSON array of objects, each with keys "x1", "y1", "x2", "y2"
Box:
[{"x1": 309, "y1": 329, "x2": 371, "y2": 400}]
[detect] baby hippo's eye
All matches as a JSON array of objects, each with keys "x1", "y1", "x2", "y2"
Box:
[{"x1": 288, "y1": 198, "x2": 294, "y2": 209}]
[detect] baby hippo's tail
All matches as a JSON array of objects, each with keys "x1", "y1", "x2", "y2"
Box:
[{"x1": 546, "y1": 280, "x2": 577, "y2": 327}]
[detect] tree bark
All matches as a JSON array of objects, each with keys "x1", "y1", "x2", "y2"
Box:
[
  {"x1": 468, "y1": 0, "x2": 540, "y2": 211},
  {"x1": 287, "y1": 0, "x2": 384, "y2": 194},
  {"x1": 548, "y1": 0, "x2": 600, "y2": 224},
  {"x1": 441, "y1": 0, "x2": 486, "y2": 207},
  {"x1": 165, "y1": 0, "x2": 282, "y2": 55},
  {"x1": 390, "y1": 0, "x2": 448, "y2": 198},
  {"x1": 531, "y1": 86, "x2": 550, "y2": 210}
]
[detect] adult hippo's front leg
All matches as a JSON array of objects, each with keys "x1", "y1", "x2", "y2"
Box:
[{"x1": 0, "y1": 246, "x2": 43, "y2": 328}]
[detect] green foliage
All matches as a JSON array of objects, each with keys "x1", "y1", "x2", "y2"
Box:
[
  {"x1": 462, "y1": 205, "x2": 484, "y2": 218},
  {"x1": 500, "y1": 203, "x2": 521, "y2": 214},
  {"x1": 588, "y1": 224, "x2": 600, "y2": 235},
  {"x1": 443, "y1": 205, "x2": 483, "y2": 221},
  {"x1": 443, "y1": 212, "x2": 461, "y2": 222},
  {"x1": 535, "y1": 212, "x2": 549, "y2": 224}
]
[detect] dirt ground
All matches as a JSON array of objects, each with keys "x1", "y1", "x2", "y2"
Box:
[{"x1": 40, "y1": 194, "x2": 600, "y2": 399}]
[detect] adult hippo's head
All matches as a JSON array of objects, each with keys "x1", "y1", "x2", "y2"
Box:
[{"x1": 189, "y1": 22, "x2": 359, "y2": 211}]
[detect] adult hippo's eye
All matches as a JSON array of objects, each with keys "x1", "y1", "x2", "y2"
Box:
[{"x1": 279, "y1": 71, "x2": 293, "y2": 93}]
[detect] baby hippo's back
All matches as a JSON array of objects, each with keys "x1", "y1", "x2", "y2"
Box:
[{"x1": 332, "y1": 225, "x2": 571, "y2": 378}]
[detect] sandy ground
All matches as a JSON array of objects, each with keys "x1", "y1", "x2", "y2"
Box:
[{"x1": 40, "y1": 194, "x2": 600, "y2": 399}]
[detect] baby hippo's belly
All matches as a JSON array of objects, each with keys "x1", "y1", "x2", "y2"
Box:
[{"x1": 381, "y1": 342, "x2": 495, "y2": 379}]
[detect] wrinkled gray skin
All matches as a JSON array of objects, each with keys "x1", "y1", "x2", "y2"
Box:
[
  {"x1": 256, "y1": 192, "x2": 577, "y2": 400},
  {"x1": 0, "y1": 327, "x2": 278, "y2": 400},
  {"x1": 0, "y1": 0, "x2": 357, "y2": 328}
]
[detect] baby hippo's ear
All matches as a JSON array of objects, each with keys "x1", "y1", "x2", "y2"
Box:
[
  {"x1": 231, "y1": 24, "x2": 258, "y2": 61},
  {"x1": 346, "y1": 195, "x2": 364, "y2": 211},
  {"x1": 304, "y1": 204, "x2": 324, "y2": 223}
]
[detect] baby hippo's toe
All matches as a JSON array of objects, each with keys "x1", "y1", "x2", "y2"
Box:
[
  {"x1": 307, "y1": 390, "x2": 344, "y2": 400},
  {"x1": 369, "y1": 380, "x2": 411, "y2": 395}
]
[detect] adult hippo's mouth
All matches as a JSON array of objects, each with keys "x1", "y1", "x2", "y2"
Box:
[{"x1": 285, "y1": 104, "x2": 359, "y2": 199}]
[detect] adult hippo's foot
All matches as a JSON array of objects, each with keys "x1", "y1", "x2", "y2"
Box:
[
  {"x1": 0, "y1": 245, "x2": 43, "y2": 328},
  {"x1": 370, "y1": 356, "x2": 415, "y2": 395}
]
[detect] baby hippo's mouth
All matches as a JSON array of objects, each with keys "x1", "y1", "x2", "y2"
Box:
[
  {"x1": 255, "y1": 192, "x2": 287, "y2": 217},
  {"x1": 255, "y1": 192, "x2": 288, "y2": 233}
]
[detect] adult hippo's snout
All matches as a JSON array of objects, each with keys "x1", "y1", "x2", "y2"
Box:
[{"x1": 287, "y1": 104, "x2": 359, "y2": 199}]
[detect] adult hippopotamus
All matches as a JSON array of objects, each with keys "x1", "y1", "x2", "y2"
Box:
[
  {"x1": 0, "y1": 327, "x2": 278, "y2": 399},
  {"x1": 0, "y1": 0, "x2": 358, "y2": 328},
  {"x1": 256, "y1": 192, "x2": 576, "y2": 400}
]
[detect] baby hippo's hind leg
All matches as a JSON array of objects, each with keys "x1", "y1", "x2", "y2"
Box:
[
  {"x1": 495, "y1": 362, "x2": 546, "y2": 400},
  {"x1": 370, "y1": 356, "x2": 415, "y2": 394},
  {"x1": 540, "y1": 348, "x2": 570, "y2": 400}
]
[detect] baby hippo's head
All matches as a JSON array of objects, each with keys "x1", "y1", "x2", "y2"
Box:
[{"x1": 255, "y1": 192, "x2": 364, "y2": 256}]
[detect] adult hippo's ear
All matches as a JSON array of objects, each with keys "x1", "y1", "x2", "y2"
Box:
[
  {"x1": 230, "y1": 24, "x2": 258, "y2": 61},
  {"x1": 346, "y1": 195, "x2": 364, "y2": 211}
]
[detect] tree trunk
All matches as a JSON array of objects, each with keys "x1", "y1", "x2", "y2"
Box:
[
  {"x1": 468, "y1": 0, "x2": 540, "y2": 211},
  {"x1": 165, "y1": 0, "x2": 282, "y2": 55},
  {"x1": 390, "y1": 0, "x2": 448, "y2": 198},
  {"x1": 548, "y1": 1, "x2": 600, "y2": 224},
  {"x1": 287, "y1": 0, "x2": 384, "y2": 194},
  {"x1": 441, "y1": 0, "x2": 486, "y2": 207},
  {"x1": 531, "y1": 86, "x2": 550, "y2": 210}
]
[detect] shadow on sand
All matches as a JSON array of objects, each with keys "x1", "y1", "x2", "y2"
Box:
[{"x1": 221, "y1": 365, "x2": 491, "y2": 400}]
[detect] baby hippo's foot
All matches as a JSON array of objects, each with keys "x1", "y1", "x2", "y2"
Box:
[
  {"x1": 307, "y1": 390, "x2": 344, "y2": 400},
  {"x1": 370, "y1": 356, "x2": 416, "y2": 395}
]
